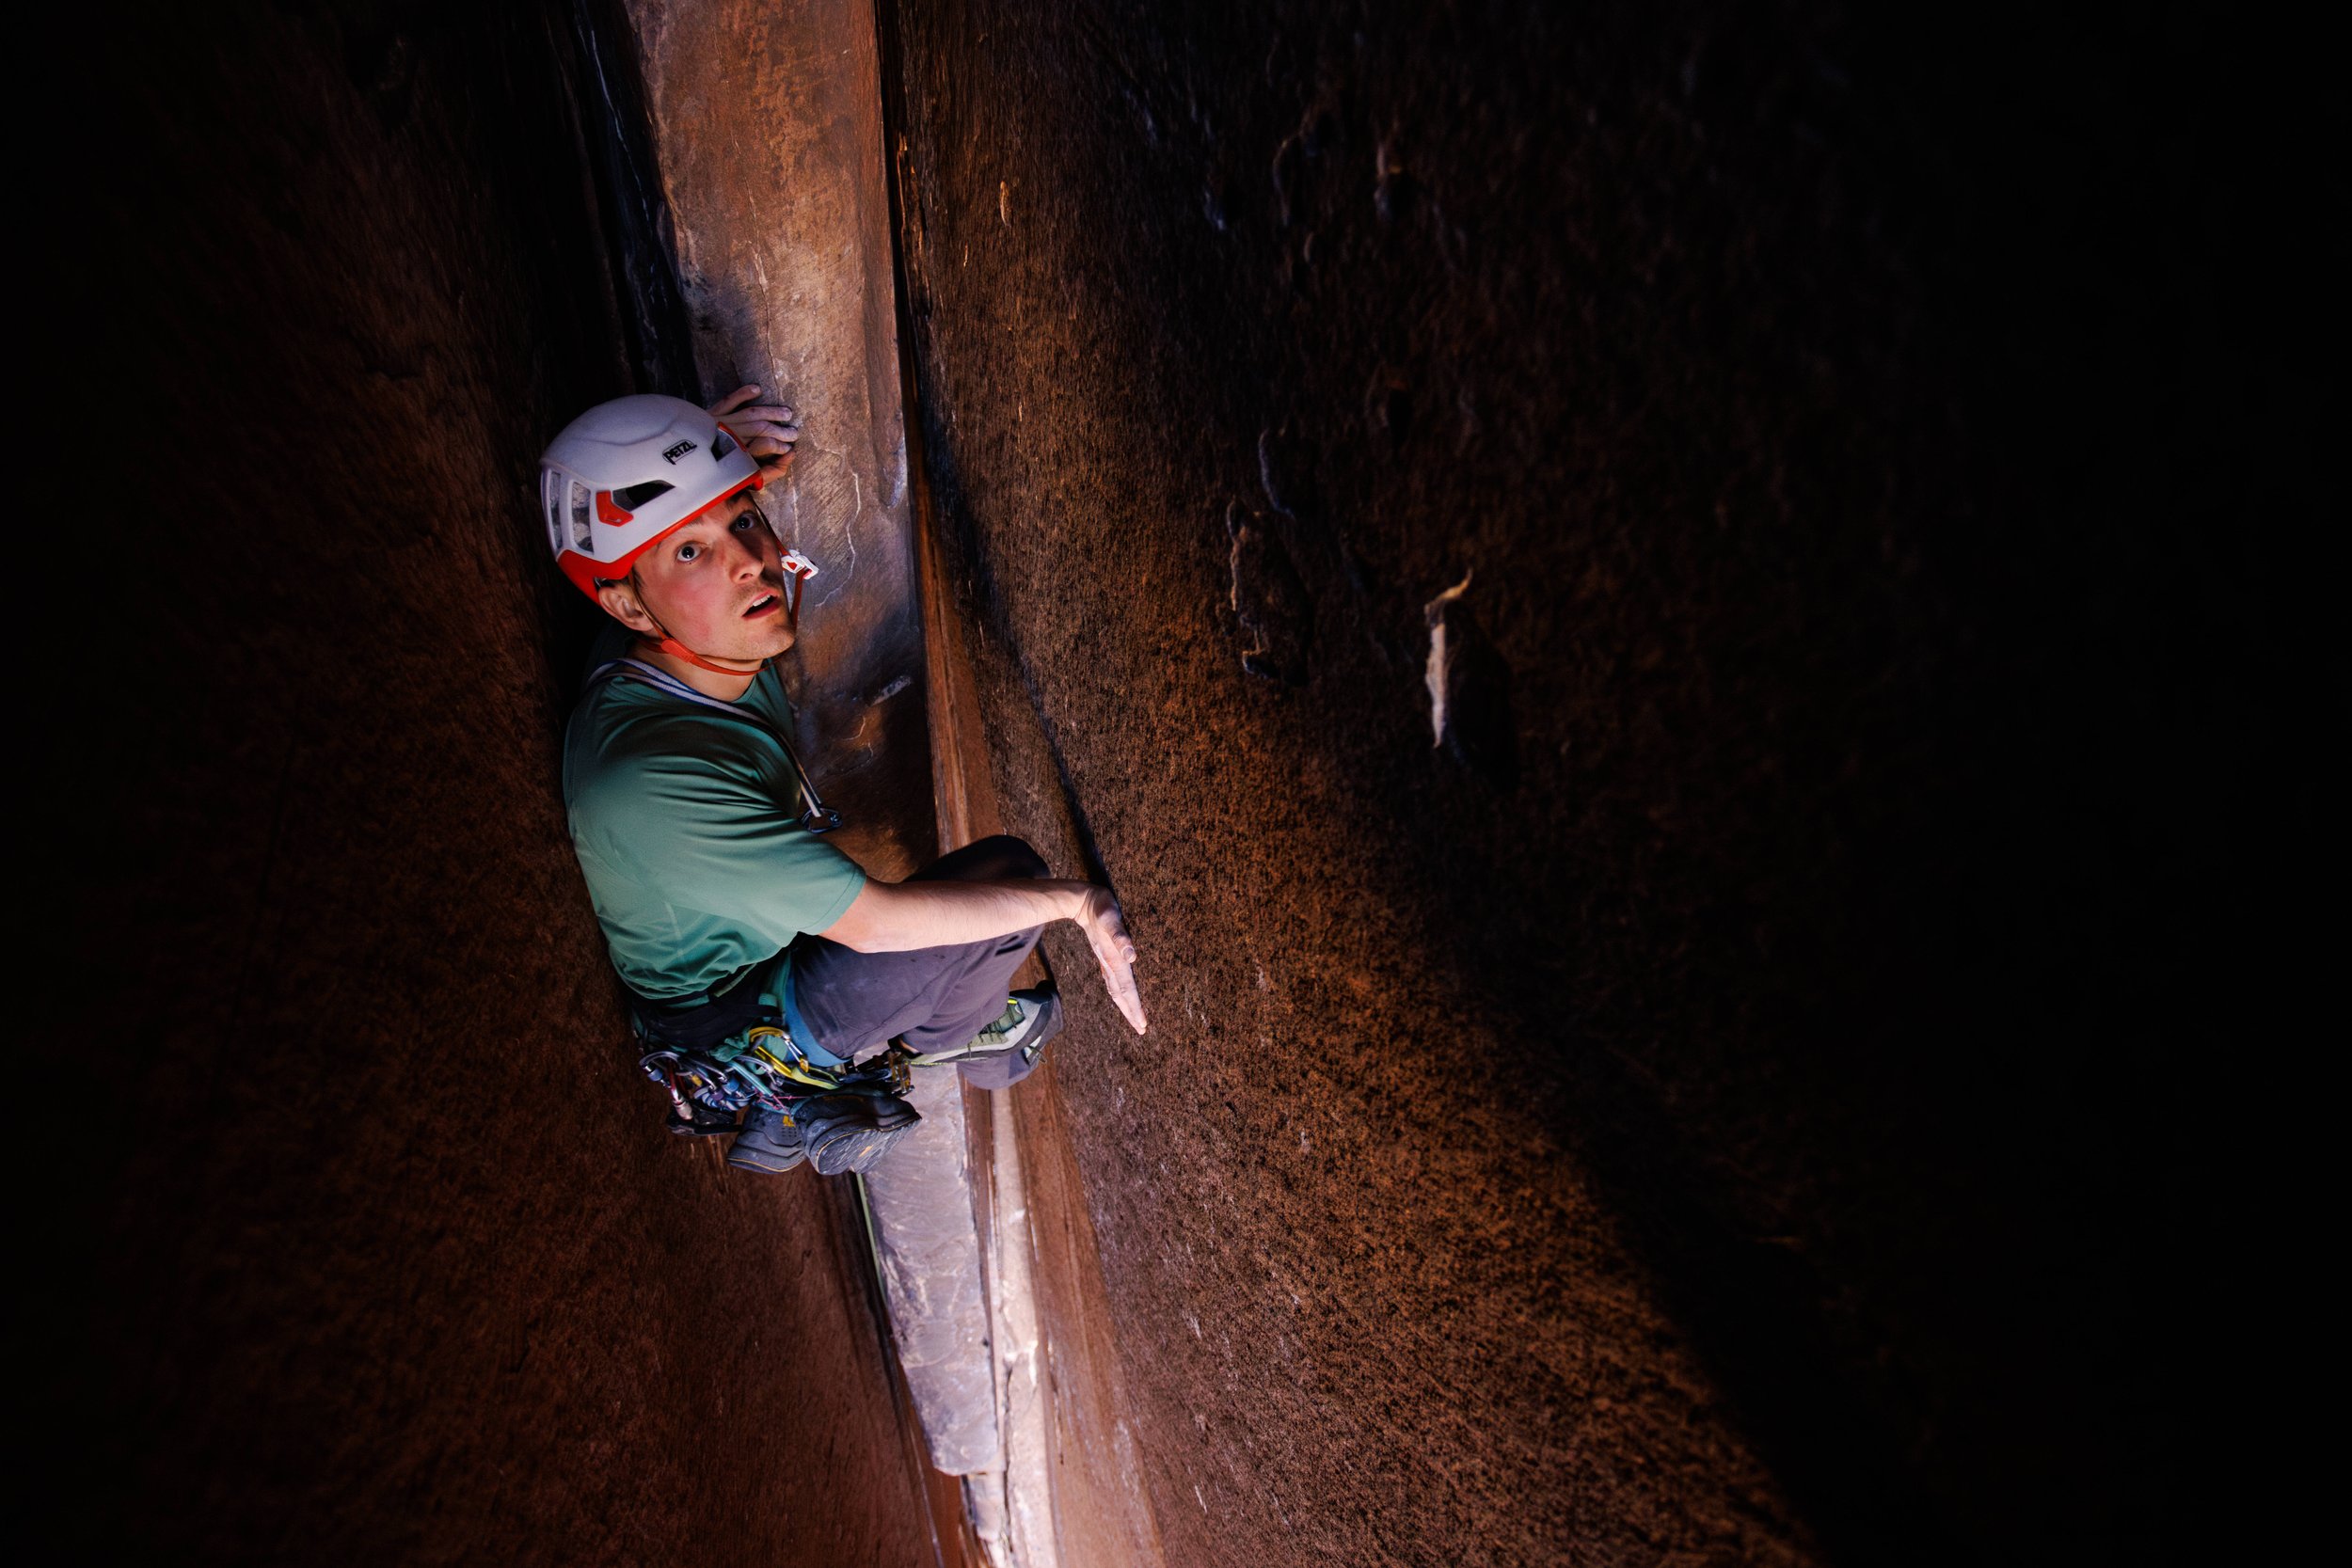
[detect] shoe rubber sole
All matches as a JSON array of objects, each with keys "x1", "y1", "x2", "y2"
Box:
[
  {"x1": 725, "y1": 1139, "x2": 807, "y2": 1175},
  {"x1": 794, "y1": 1092, "x2": 921, "y2": 1176},
  {"x1": 906, "y1": 987, "x2": 1064, "y2": 1067},
  {"x1": 806, "y1": 1119, "x2": 915, "y2": 1176}
]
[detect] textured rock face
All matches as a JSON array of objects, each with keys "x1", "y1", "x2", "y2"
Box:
[
  {"x1": 865, "y1": 1063, "x2": 1000, "y2": 1475},
  {"x1": 882, "y1": 2, "x2": 2293, "y2": 1565},
  {"x1": 624, "y1": 0, "x2": 936, "y2": 883},
  {"x1": 46, "y1": 7, "x2": 945, "y2": 1561}
]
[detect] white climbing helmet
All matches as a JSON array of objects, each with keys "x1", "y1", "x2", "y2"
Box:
[{"x1": 538, "y1": 394, "x2": 763, "y2": 599}]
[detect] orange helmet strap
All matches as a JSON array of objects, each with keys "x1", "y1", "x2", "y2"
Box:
[{"x1": 647, "y1": 635, "x2": 767, "y2": 679}]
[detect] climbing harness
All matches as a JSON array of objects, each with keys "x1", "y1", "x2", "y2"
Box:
[
  {"x1": 637, "y1": 1030, "x2": 911, "y2": 1137},
  {"x1": 631, "y1": 983, "x2": 1053, "y2": 1145},
  {"x1": 629, "y1": 959, "x2": 907, "y2": 1138}
]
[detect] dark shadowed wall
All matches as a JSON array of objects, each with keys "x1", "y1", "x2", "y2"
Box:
[
  {"x1": 38, "y1": 5, "x2": 947, "y2": 1561},
  {"x1": 882, "y1": 2, "x2": 2323, "y2": 1564}
]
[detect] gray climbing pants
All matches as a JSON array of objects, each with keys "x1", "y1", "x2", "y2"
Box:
[{"x1": 785, "y1": 834, "x2": 1052, "y2": 1090}]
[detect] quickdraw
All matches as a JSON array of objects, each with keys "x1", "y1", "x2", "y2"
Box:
[{"x1": 637, "y1": 1025, "x2": 912, "y2": 1137}]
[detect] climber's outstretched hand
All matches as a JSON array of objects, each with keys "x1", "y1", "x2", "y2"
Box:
[{"x1": 1075, "y1": 886, "x2": 1148, "y2": 1035}]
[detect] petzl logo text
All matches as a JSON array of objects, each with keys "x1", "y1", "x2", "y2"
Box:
[{"x1": 662, "y1": 440, "x2": 699, "y2": 464}]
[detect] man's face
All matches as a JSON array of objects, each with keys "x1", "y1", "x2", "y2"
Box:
[{"x1": 597, "y1": 489, "x2": 795, "y2": 660}]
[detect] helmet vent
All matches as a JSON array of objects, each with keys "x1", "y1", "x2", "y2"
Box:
[
  {"x1": 541, "y1": 471, "x2": 565, "y2": 553},
  {"x1": 711, "y1": 429, "x2": 739, "y2": 461},
  {"x1": 567, "y1": 481, "x2": 594, "y2": 551},
  {"x1": 613, "y1": 480, "x2": 676, "y2": 510}
]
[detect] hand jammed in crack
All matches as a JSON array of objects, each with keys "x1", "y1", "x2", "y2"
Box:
[
  {"x1": 708, "y1": 383, "x2": 811, "y2": 625},
  {"x1": 708, "y1": 383, "x2": 801, "y2": 482}
]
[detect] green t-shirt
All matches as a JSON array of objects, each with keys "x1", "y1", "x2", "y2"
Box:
[{"x1": 562, "y1": 626, "x2": 866, "y2": 1008}]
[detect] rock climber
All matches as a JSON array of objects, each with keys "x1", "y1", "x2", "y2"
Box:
[{"x1": 542, "y1": 388, "x2": 1147, "y2": 1177}]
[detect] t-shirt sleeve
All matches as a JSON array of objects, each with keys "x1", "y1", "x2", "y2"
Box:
[{"x1": 577, "y1": 742, "x2": 866, "y2": 948}]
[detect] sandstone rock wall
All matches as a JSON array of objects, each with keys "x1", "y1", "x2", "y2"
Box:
[
  {"x1": 46, "y1": 6, "x2": 948, "y2": 1560},
  {"x1": 880, "y1": 2, "x2": 2301, "y2": 1563}
]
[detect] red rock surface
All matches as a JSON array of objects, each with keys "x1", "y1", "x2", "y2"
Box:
[
  {"x1": 42, "y1": 7, "x2": 951, "y2": 1561},
  {"x1": 625, "y1": 0, "x2": 942, "y2": 885},
  {"x1": 882, "y1": 2, "x2": 2310, "y2": 1564}
]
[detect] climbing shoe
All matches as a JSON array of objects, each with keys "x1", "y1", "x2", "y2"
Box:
[
  {"x1": 952, "y1": 987, "x2": 1065, "y2": 1090},
  {"x1": 907, "y1": 986, "x2": 1064, "y2": 1068},
  {"x1": 795, "y1": 1091, "x2": 921, "y2": 1176},
  {"x1": 724, "y1": 1106, "x2": 805, "y2": 1175},
  {"x1": 977, "y1": 986, "x2": 1063, "y2": 1058}
]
